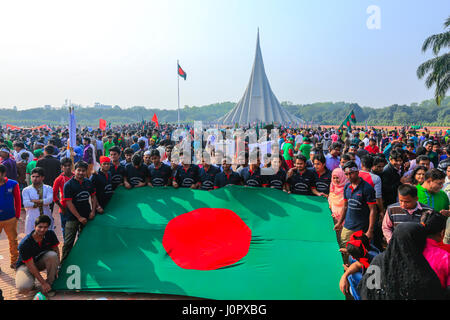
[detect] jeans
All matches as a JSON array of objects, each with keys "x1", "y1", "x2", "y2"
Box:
[
  {"x1": 62, "y1": 219, "x2": 85, "y2": 262},
  {"x1": 348, "y1": 272, "x2": 362, "y2": 300},
  {"x1": 60, "y1": 211, "x2": 68, "y2": 239}
]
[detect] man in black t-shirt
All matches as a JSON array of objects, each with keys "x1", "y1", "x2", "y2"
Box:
[
  {"x1": 90, "y1": 156, "x2": 114, "y2": 212},
  {"x1": 173, "y1": 157, "x2": 200, "y2": 189},
  {"x1": 62, "y1": 161, "x2": 97, "y2": 261},
  {"x1": 312, "y1": 153, "x2": 332, "y2": 196},
  {"x1": 15, "y1": 215, "x2": 59, "y2": 296},
  {"x1": 198, "y1": 156, "x2": 221, "y2": 191},
  {"x1": 214, "y1": 158, "x2": 242, "y2": 189},
  {"x1": 148, "y1": 149, "x2": 172, "y2": 187},
  {"x1": 124, "y1": 154, "x2": 149, "y2": 188},
  {"x1": 109, "y1": 146, "x2": 126, "y2": 189},
  {"x1": 286, "y1": 155, "x2": 317, "y2": 196},
  {"x1": 265, "y1": 156, "x2": 287, "y2": 190},
  {"x1": 240, "y1": 165, "x2": 265, "y2": 188}
]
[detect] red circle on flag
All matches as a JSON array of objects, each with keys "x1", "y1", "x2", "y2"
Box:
[{"x1": 163, "y1": 208, "x2": 252, "y2": 271}]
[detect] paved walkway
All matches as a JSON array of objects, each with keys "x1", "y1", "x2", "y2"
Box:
[{"x1": 0, "y1": 207, "x2": 194, "y2": 300}]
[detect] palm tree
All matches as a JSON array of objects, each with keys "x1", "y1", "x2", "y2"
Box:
[{"x1": 417, "y1": 16, "x2": 450, "y2": 105}]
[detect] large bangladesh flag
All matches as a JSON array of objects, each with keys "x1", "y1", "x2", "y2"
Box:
[{"x1": 53, "y1": 186, "x2": 343, "y2": 300}]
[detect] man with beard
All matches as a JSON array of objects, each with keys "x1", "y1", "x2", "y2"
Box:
[
  {"x1": 286, "y1": 155, "x2": 317, "y2": 196},
  {"x1": 22, "y1": 167, "x2": 54, "y2": 234}
]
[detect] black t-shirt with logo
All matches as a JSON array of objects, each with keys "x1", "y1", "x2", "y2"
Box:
[
  {"x1": 63, "y1": 177, "x2": 96, "y2": 221},
  {"x1": 148, "y1": 163, "x2": 173, "y2": 187},
  {"x1": 287, "y1": 169, "x2": 316, "y2": 195},
  {"x1": 90, "y1": 170, "x2": 114, "y2": 208},
  {"x1": 265, "y1": 168, "x2": 287, "y2": 190},
  {"x1": 312, "y1": 168, "x2": 332, "y2": 195},
  {"x1": 214, "y1": 171, "x2": 242, "y2": 188},
  {"x1": 199, "y1": 165, "x2": 221, "y2": 190},
  {"x1": 125, "y1": 163, "x2": 149, "y2": 187},
  {"x1": 109, "y1": 163, "x2": 126, "y2": 189},
  {"x1": 174, "y1": 164, "x2": 200, "y2": 188},
  {"x1": 240, "y1": 167, "x2": 265, "y2": 187},
  {"x1": 16, "y1": 230, "x2": 59, "y2": 269}
]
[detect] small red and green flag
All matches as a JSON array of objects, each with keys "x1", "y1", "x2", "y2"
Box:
[
  {"x1": 178, "y1": 63, "x2": 187, "y2": 80},
  {"x1": 349, "y1": 110, "x2": 357, "y2": 124},
  {"x1": 339, "y1": 110, "x2": 357, "y2": 130}
]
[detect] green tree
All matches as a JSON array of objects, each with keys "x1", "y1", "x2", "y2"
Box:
[{"x1": 417, "y1": 16, "x2": 450, "y2": 105}]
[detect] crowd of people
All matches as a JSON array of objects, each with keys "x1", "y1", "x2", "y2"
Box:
[{"x1": 0, "y1": 121, "x2": 449, "y2": 299}]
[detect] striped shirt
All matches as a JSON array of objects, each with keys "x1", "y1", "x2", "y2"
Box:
[{"x1": 382, "y1": 202, "x2": 432, "y2": 243}]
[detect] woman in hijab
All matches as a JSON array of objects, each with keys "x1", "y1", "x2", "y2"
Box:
[
  {"x1": 329, "y1": 167, "x2": 348, "y2": 248},
  {"x1": 358, "y1": 222, "x2": 445, "y2": 300}
]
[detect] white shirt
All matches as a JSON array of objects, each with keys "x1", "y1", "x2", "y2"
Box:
[
  {"x1": 363, "y1": 137, "x2": 370, "y2": 147},
  {"x1": 22, "y1": 184, "x2": 53, "y2": 215},
  {"x1": 96, "y1": 139, "x2": 103, "y2": 152},
  {"x1": 138, "y1": 136, "x2": 149, "y2": 149},
  {"x1": 22, "y1": 184, "x2": 54, "y2": 233},
  {"x1": 13, "y1": 149, "x2": 34, "y2": 164}
]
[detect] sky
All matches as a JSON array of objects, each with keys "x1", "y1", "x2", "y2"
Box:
[{"x1": 0, "y1": 0, "x2": 448, "y2": 110}]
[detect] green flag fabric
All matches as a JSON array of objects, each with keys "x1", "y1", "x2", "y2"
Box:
[
  {"x1": 178, "y1": 63, "x2": 187, "y2": 80},
  {"x1": 349, "y1": 110, "x2": 357, "y2": 124},
  {"x1": 53, "y1": 186, "x2": 343, "y2": 300},
  {"x1": 338, "y1": 110, "x2": 357, "y2": 131}
]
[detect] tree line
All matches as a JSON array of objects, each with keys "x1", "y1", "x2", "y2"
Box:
[{"x1": 0, "y1": 97, "x2": 449, "y2": 127}]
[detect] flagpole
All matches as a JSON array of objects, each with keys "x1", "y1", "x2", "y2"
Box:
[
  {"x1": 68, "y1": 106, "x2": 74, "y2": 171},
  {"x1": 177, "y1": 59, "x2": 180, "y2": 128}
]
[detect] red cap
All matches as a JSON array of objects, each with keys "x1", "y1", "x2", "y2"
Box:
[{"x1": 100, "y1": 156, "x2": 111, "y2": 164}]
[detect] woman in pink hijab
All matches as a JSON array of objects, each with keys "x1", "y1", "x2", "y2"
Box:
[{"x1": 329, "y1": 167, "x2": 348, "y2": 247}]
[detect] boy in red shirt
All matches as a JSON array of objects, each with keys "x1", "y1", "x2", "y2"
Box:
[
  {"x1": 364, "y1": 138, "x2": 380, "y2": 154},
  {"x1": 52, "y1": 157, "x2": 73, "y2": 239}
]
